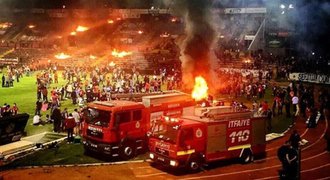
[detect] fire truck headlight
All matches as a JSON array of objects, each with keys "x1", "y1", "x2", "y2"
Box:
[
  {"x1": 149, "y1": 153, "x2": 155, "y2": 159},
  {"x1": 170, "y1": 160, "x2": 178, "y2": 167}
]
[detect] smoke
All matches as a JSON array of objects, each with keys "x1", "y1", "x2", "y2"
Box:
[
  {"x1": 162, "y1": 0, "x2": 217, "y2": 92},
  {"x1": 293, "y1": 0, "x2": 330, "y2": 54}
]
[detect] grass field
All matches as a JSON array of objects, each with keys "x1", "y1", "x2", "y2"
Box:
[
  {"x1": 1, "y1": 71, "x2": 292, "y2": 167},
  {"x1": 0, "y1": 72, "x2": 77, "y2": 136}
]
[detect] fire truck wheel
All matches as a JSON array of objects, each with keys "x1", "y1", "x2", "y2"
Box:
[
  {"x1": 188, "y1": 157, "x2": 202, "y2": 172},
  {"x1": 241, "y1": 149, "x2": 254, "y2": 164},
  {"x1": 120, "y1": 142, "x2": 136, "y2": 160},
  {"x1": 189, "y1": 161, "x2": 201, "y2": 171}
]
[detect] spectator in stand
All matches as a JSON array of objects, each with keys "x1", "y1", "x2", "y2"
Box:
[
  {"x1": 65, "y1": 113, "x2": 76, "y2": 143},
  {"x1": 261, "y1": 101, "x2": 269, "y2": 115},
  {"x1": 284, "y1": 88, "x2": 291, "y2": 118},
  {"x1": 51, "y1": 106, "x2": 62, "y2": 133},
  {"x1": 267, "y1": 109, "x2": 273, "y2": 131},
  {"x1": 292, "y1": 93, "x2": 299, "y2": 118},
  {"x1": 72, "y1": 109, "x2": 81, "y2": 136},
  {"x1": 11, "y1": 103, "x2": 18, "y2": 115},
  {"x1": 35, "y1": 100, "x2": 42, "y2": 115},
  {"x1": 61, "y1": 108, "x2": 69, "y2": 131},
  {"x1": 33, "y1": 114, "x2": 45, "y2": 126},
  {"x1": 2, "y1": 74, "x2": 5, "y2": 87},
  {"x1": 289, "y1": 130, "x2": 301, "y2": 150},
  {"x1": 1, "y1": 104, "x2": 11, "y2": 117}
]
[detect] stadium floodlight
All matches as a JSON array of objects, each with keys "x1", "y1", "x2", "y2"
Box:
[
  {"x1": 288, "y1": 4, "x2": 294, "y2": 9},
  {"x1": 280, "y1": 4, "x2": 286, "y2": 9}
]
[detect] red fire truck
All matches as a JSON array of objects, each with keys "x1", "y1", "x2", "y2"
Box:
[
  {"x1": 148, "y1": 106, "x2": 266, "y2": 170},
  {"x1": 82, "y1": 93, "x2": 194, "y2": 159}
]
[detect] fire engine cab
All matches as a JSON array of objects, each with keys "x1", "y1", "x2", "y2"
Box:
[
  {"x1": 148, "y1": 106, "x2": 266, "y2": 171},
  {"x1": 82, "y1": 92, "x2": 194, "y2": 160}
]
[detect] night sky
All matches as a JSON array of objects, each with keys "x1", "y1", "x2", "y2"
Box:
[{"x1": 0, "y1": 0, "x2": 329, "y2": 56}]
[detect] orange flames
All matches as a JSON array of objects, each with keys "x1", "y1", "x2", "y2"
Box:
[
  {"x1": 70, "y1": 31, "x2": 77, "y2": 36},
  {"x1": 192, "y1": 76, "x2": 209, "y2": 101},
  {"x1": 107, "y1": 20, "x2": 114, "y2": 24},
  {"x1": 76, "y1": 25, "x2": 88, "y2": 32},
  {"x1": 55, "y1": 53, "x2": 71, "y2": 59},
  {"x1": 28, "y1": 25, "x2": 35, "y2": 29},
  {"x1": 89, "y1": 55, "x2": 97, "y2": 59},
  {"x1": 109, "y1": 61, "x2": 116, "y2": 67},
  {"x1": 111, "y1": 49, "x2": 132, "y2": 58}
]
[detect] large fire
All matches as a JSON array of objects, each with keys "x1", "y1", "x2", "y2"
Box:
[
  {"x1": 109, "y1": 61, "x2": 116, "y2": 67},
  {"x1": 76, "y1": 26, "x2": 88, "y2": 32},
  {"x1": 89, "y1": 55, "x2": 97, "y2": 59},
  {"x1": 55, "y1": 53, "x2": 71, "y2": 59},
  {"x1": 192, "y1": 76, "x2": 209, "y2": 101},
  {"x1": 111, "y1": 49, "x2": 132, "y2": 58}
]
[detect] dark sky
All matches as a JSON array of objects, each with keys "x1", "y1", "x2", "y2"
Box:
[
  {"x1": 295, "y1": 0, "x2": 330, "y2": 55},
  {"x1": 0, "y1": 0, "x2": 329, "y2": 55}
]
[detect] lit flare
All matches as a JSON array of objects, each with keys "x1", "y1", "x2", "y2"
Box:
[{"x1": 76, "y1": 25, "x2": 88, "y2": 32}]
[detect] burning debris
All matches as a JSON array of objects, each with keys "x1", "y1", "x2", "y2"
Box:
[
  {"x1": 55, "y1": 53, "x2": 71, "y2": 60},
  {"x1": 111, "y1": 49, "x2": 132, "y2": 58},
  {"x1": 76, "y1": 25, "x2": 88, "y2": 32},
  {"x1": 192, "y1": 76, "x2": 208, "y2": 101}
]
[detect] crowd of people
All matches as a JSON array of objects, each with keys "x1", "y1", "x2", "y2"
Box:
[{"x1": 0, "y1": 103, "x2": 19, "y2": 118}]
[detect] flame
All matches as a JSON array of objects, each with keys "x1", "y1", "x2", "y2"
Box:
[
  {"x1": 89, "y1": 55, "x2": 97, "y2": 59},
  {"x1": 138, "y1": 30, "x2": 143, "y2": 34},
  {"x1": 192, "y1": 76, "x2": 208, "y2": 101},
  {"x1": 28, "y1": 25, "x2": 35, "y2": 29},
  {"x1": 70, "y1": 31, "x2": 77, "y2": 36},
  {"x1": 55, "y1": 53, "x2": 71, "y2": 59},
  {"x1": 111, "y1": 49, "x2": 132, "y2": 58},
  {"x1": 76, "y1": 25, "x2": 88, "y2": 32},
  {"x1": 0, "y1": 22, "x2": 12, "y2": 29},
  {"x1": 107, "y1": 20, "x2": 114, "y2": 24},
  {"x1": 109, "y1": 61, "x2": 116, "y2": 67}
]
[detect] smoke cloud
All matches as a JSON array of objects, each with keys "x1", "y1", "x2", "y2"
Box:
[{"x1": 162, "y1": 0, "x2": 217, "y2": 92}]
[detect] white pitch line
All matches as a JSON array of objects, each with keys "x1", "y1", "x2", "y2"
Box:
[
  {"x1": 139, "y1": 117, "x2": 329, "y2": 179},
  {"x1": 253, "y1": 176, "x2": 278, "y2": 180},
  {"x1": 300, "y1": 128, "x2": 309, "y2": 137},
  {"x1": 180, "y1": 165, "x2": 282, "y2": 180},
  {"x1": 136, "y1": 172, "x2": 167, "y2": 178},
  {"x1": 302, "y1": 151, "x2": 327, "y2": 161},
  {"x1": 301, "y1": 163, "x2": 330, "y2": 173},
  {"x1": 317, "y1": 177, "x2": 330, "y2": 180},
  {"x1": 254, "y1": 153, "x2": 329, "y2": 180},
  {"x1": 265, "y1": 127, "x2": 308, "y2": 152},
  {"x1": 302, "y1": 116, "x2": 328, "y2": 151},
  {"x1": 258, "y1": 118, "x2": 327, "y2": 162}
]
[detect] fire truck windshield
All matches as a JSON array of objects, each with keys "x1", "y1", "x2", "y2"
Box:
[
  {"x1": 85, "y1": 108, "x2": 111, "y2": 127},
  {"x1": 151, "y1": 121, "x2": 180, "y2": 143}
]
